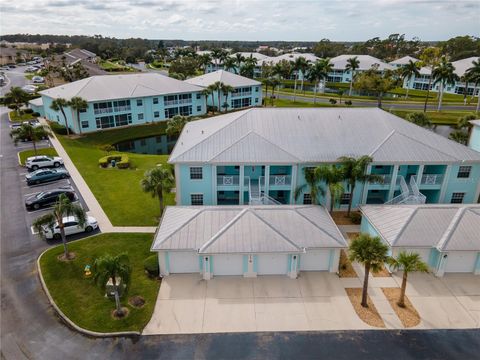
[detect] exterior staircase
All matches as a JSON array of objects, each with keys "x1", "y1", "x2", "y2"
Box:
[
  {"x1": 384, "y1": 175, "x2": 426, "y2": 205},
  {"x1": 248, "y1": 178, "x2": 281, "y2": 205}
]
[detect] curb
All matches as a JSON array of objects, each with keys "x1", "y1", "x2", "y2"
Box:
[
  {"x1": 17, "y1": 151, "x2": 24, "y2": 167},
  {"x1": 36, "y1": 243, "x2": 141, "y2": 338}
]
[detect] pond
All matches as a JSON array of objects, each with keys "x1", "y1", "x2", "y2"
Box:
[{"x1": 114, "y1": 135, "x2": 178, "y2": 155}]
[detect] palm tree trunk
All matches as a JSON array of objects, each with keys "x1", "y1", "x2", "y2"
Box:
[
  {"x1": 32, "y1": 137, "x2": 38, "y2": 156},
  {"x1": 349, "y1": 79, "x2": 353, "y2": 97},
  {"x1": 112, "y1": 278, "x2": 123, "y2": 315},
  {"x1": 330, "y1": 194, "x2": 335, "y2": 213},
  {"x1": 476, "y1": 91, "x2": 480, "y2": 114},
  {"x1": 293, "y1": 74, "x2": 298, "y2": 102},
  {"x1": 77, "y1": 110, "x2": 82, "y2": 135},
  {"x1": 347, "y1": 183, "x2": 355, "y2": 216},
  {"x1": 265, "y1": 83, "x2": 268, "y2": 107},
  {"x1": 377, "y1": 93, "x2": 383, "y2": 108},
  {"x1": 59, "y1": 226, "x2": 69, "y2": 259},
  {"x1": 158, "y1": 187, "x2": 164, "y2": 216},
  {"x1": 463, "y1": 81, "x2": 469, "y2": 105},
  {"x1": 61, "y1": 108, "x2": 70, "y2": 136},
  {"x1": 437, "y1": 83, "x2": 444, "y2": 112},
  {"x1": 398, "y1": 271, "x2": 408, "y2": 308},
  {"x1": 218, "y1": 92, "x2": 221, "y2": 113},
  {"x1": 313, "y1": 81, "x2": 317, "y2": 104},
  {"x1": 423, "y1": 77, "x2": 433, "y2": 113},
  {"x1": 362, "y1": 263, "x2": 370, "y2": 307},
  {"x1": 301, "y1": 77, "x2": 305, "y2": 94}
]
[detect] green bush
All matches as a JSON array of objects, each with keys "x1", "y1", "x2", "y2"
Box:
[
  {"x1": 98, "y1": 154, "x2": 130, "y2": 169},
  {"x1": 32, "y1": 112, "x2": 40, "y2": 117},
  {"x1": 344, "y1": 100, "x2": 352, "y2": 106},
  {"x1": 24, "y1": 108, "x2": 34, "y2": 114},
  {"x1": 349, "y1": 212, "x2": 362, "y2": 224},
  {"x1": 329, "y1": 98, "x2": 337, "y2": 105},
  {"x1": 143, "y1": 255, "x2": 159, "y2": 277},
  {"x1": 49, "y1": 122, "x2": 69, "y2": 135}
]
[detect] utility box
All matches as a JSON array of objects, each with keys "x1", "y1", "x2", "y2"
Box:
[{"x1": 105, "y1": 277, "x2": 125, "y2": 298}]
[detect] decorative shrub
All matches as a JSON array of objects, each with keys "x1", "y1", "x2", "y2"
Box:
[
  {"x1": 329, "y1": 98, "x2": 337, "y2": 105},
  {"x1": 50, "y1": 122, "x2": 69, "y2": 135},
  {"x1": 350, "y1": 212, "x2": 362, "y2": 224},
  {"x1": 143, "y1": 255, "x2": 159, "y2": 277},
  {"x1": 32, "y1": 112, "x2": 41, "y2": 117},
  {"x1": 345, "y1": 100, "x2": 353, "y2": 106},
  {"x1": 24, "y1": 108, "x2": 34, "y2": 114},
  {"x1": 98, "y1": 154, "x2": 130, "y2": 169}
]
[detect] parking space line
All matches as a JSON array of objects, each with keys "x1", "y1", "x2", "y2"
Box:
[{"x1": 30, "y1": 226, "x2": 38, "y2": 235}]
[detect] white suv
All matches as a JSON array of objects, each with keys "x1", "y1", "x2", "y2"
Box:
[
  {"x1": 42, "y1": 216, "x2": 98, "y2": 240},
  {"x1": 26, "y1": 155, "x2": 64, "y2": 170}
]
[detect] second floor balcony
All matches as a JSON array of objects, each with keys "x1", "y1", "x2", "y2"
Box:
[
  {"x1": 217, "y1": 175, "x2": 240, "y2": 186},
  {"x1": 231, "y1": 91, "x2": 252, "y2": 98},
  {"x1": 418, "y1": 174, "x2": 444, "y2": 186}
]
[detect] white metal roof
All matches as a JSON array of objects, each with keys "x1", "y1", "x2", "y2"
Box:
[
  {"x1": 407, "y1": 57, "x2": 479, "y2": 77},
  {"x1": 39, "y1": 73, "x2": 204, "y2": 102},
  {"x1": 29, "y1": 97, "x2": 43, "y2": 106},
  {"x1": 361, "y1": 205, "x2": 480, "y2": 251},
  {"x1": 260, "y1": 53, "x2": 319, "y2": 66},
  {"x1": 389, "y1": 56, "x2": 419, "y2": 66},
  {"x1": 330, "y1": 55, "x2": 394, "y2": 71},
  {"x1": 184, "y1": 70, "x2": 261, "y2": 88},
  {"x1": 233, "y1": 52, "x2": 270, "y2": 61},
  {"x1": 169, "y1": 108, "x2": 480, "y2": 164},
  {"x1": 152, "y1": 205, "x2": 347, "y2": 254}
]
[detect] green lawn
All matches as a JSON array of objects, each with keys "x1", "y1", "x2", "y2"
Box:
[
  {"x1": 9, "y1": 110, "x2": 36, "y2": 122},
  {"x1": 18, "y1": 147, "x2": 58, "y2": 165},
  {"x1": 56, "y1": 123, "x2": 175, "y2": 226},
  {"x1": 39, "y1": 233, "x2": 160, "y2": 333},
  {"x1": 269, "y1": 98, "x2": 351, "y2": 108},
  {"x1": 390, "y1": 109, "x2": 477, "y2": 126},
  {"x1": 99, "y1": 60, "x2": 135, "y2": 72}
]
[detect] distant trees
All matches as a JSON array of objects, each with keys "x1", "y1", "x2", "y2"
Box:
[
  {"x1": 169, "y1": 56, "x2": 199, "y2": 79},
  {"x1": 400, "y1": 60, "x2": 420, "y2": 99},
  {"x1": 353, "y1": 66, "x2": 397, "y2": 107},
  {"x1": 432, "y1": 56, "x2": 459, "y2": 111}
]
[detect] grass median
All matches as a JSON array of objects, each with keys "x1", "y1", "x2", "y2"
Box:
[{"x1": 39, "y1": 233, "x2": 159, "y2": 333}]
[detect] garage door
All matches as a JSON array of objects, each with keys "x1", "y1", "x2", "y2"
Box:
[
  {"x1": 300, "y1": 250, "x2": 330, "y2": 271},
  {"x1": 401, "y1": 248, "x2": 431, "y2": 264},
  {"x1": 168, "y1": 252, "x2": 199, "y2": 273},
  {"x1": 213, "y1": 254, "x2": 243, "y2": 276},
  {"x1": 257, "y1": 254, "x2": 287, "y2": 275},
  {"x1": 444, "y1": 252, "x2": 477, "y2": 273}
]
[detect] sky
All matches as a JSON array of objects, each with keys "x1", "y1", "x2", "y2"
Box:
[{"x1": 0, "y1": 0, "x2": 479, "y2": 41}]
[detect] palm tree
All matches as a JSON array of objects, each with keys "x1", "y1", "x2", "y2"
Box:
[
  {"x1": 210, "y1": 48, "x2": 223, "y2": 70},
  {"x1": 307, "y1": 61, "x2": 323, "y2": 104},
  {"x1": 349, "y1": 233, "x2": 390, "y2": 308},
  {"x1": 345, "y1": 57, "x2": 360, "y2": 96},
  {"x1": 32, "y1": 194, "x2": 87, "y2": 260},
  {"x1": 457, "y1": 114, "x2": 477, "y2": 137},
  {"x1": 50, "y1": 98, "x2": 71, "y2": 135},
  {"x1": 460, "y1": 73, "x2": 472, "y2": 106},
  {"x1": 449, "y1": 129, "x2": 469, "y2": 145},
  {"x1": 68, "y1": 96, "x2": 88, "y2": 135},
  {"x1": 315, "y1": 165, "x2": 344, "y2": 213},
  {"x1": 432, "y1": 56, "x2": 459, "y2": 112},
  {"x1": 4, "y1": 87, "x2": 28, "y2": 115},
  {"x1": 465, "y1": 58, "x2": 480, "y2": 113},
  {"x1": 198, "y1": 53, "x2": 212, "y2": 73},
  {"x1": 200, "y1": 88, "x2": 211, "y2": 113},
  {"x1": 338, "y1": 156, "x2": 383, "y2": 216},
  {"x1": 220, "y1": 83, "x2": 234, "y2": 112},
  {"x1": 270, "y1": 78, "x2": 280, "y2": 106},
  {"x1": 420, "y1": 47, "x2": 442, "y2": 113},
  {"x1": 387, "y1": 251, "x2": 429, "y2": 308},
  {"x1": 400, "y1": 60, "x2": 420, "y2": 99},
  {"x1": 292, "y1": 57, "x2": 309, "y2": 101},
  {"x1": 140, "y1": 166, "x2": 174, "y2": 217},
  {"x1": 223, "y1": 57, "x2": 236, "y2": 73},
  {"x1": 10, "y1": 123, "x2": 51, "y2": 156},
  {"x1": 166, "y1": 115, "x2": 190, "y2": 137},
  {"x1": 207, "y1": 83, "x2": 218, "y2": 113},
  {"x1": 294, "y1": 167, "x2": 325, "y2": 205},
  {"x1": 94, "y1": 253, "x2": 131, "y2": 317},
  {"x1": 234, "y1": 53, "x2": 245, "y2": 73}
]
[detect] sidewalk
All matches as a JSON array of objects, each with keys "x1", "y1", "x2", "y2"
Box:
[{"x1": 43, "y1": 120, "x2": 156, "y2": 234}]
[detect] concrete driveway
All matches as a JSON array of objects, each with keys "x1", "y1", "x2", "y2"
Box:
[{"x1": 143, "y1": 272, "x2": 370, "y2": 334}]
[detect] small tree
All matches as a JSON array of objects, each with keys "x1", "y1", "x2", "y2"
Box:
[
  {"x1": 387, "y1": 251, "x2": 429, "y2": 308},
  {"x1": 315, "y1": 165, "x2": 344, "y2": 213},
  {"x1": 50, "y1": 98, "x2": 71, "y2": 135},
  {"x1": 294, "y1": 167, "x2": 325, "y2": 205},
  {"x1": 94, "y1": 253, "x2": 131, "y2": 317},
  {"x1": 449, "y1": 129, "x2": 469, "y2": 145},
  {"x1": 68, "y1": 96, "x2": 88, "y2": 135},
  {"x1": 4, "y1": 87, "x2": 28, "y2": 115},
  {"x1": 349, "y1": 233, "x2": 390, "y2": 307},
  {"x1": 32, "y1": 194, "x2": 87, "y2": 260},
  {"x1": 405, "y1": 112, "x2": 432, "y2": 129},
  {"x1": 354, "y1": 66, "x2": 397, "y2": 107},
  {"x1": 10, "y1": 123, "x2": 51, "y2": 156},
  {"x1": 166, "y1": 115, "x2": 190, "y2": 137},
  {"x1": 100, "y1": 144, "x2": 116, "y2": 155},
  {"x1": 140, "y1": 166, "x2": 175, "y2": 217}
]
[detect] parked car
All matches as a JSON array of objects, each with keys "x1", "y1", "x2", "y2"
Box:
[
  {"x1": 41, "y1": 215, "x2": 98, "y2": 240},
  {"x1": 25, "y1": 66, "x2": 37, "y2": 72},
  {"x1": 32, "y1": 76, "x2": 44, "y2": 83},
  {"x1": 26, "y1": 155, "x2": 64, "y2": 170},
  {"x1": 10, "y1": 123, "x2": 22, "y2": 130},
  {"x1": 7, "y1": 64, "x2": 16, "y2": 68},
  {"x1": 25, "y1": 188, "x2": 77, "y2": 210},
  {"x1": 25, "y1": 168, "x2": 69, "y2": 185},
  {"x1": 21, "y1": 85, "x2": 37, "y2": 94}
]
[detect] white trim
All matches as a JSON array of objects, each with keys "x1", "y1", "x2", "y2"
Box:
[{"x1": 439, "y1": 165, "x2": 452, "y2": 202}]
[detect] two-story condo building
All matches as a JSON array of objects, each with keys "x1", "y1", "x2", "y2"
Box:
[
  {"x1": 184, "y1": 70, "x2": 262, "y2": 110},
  {"x1": 388, "y1": 56, "x2": 419, "y2": 68},
  {"x1": 33, "y1": 73, "x2": 206, "y2": 133},
  {"x1": 469, "y1": 120, "x2": 480, "y2": 152},
  {"x1": 327, "y1": 55, "x2": 394, "y2": 83},
  {"x1": 169, "y1": 108, "x2": 480, "y2": 209}
]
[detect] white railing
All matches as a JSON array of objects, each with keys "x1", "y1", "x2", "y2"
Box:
[
  {"x1": 269, "y1": 175, "x2": 291, "y2": 186},
  {"x1": 384, "y1": 175, "x2": 426, "y2": 205},
  {"x1": 410, "y1": 176, "x2": 427, "y2": 203},
  {"x1": 94, "y1": 107, "x2": 113, "y2": 115},
  {"x1": 399, "y1": 176, "x2": 409, "y2": 195},
  {"x1": 370, "y1": 174, "x2": 391, "y2": 185},
  {"x1": 113, "y1": 105, "x2": 131, "y2": 112},
  {"x1": 178, "y1": 98, "x2": 192, "y2": 104},
  {"x1": 164, "y1": 100, "x2": 178, "y2": 106},
  {"x1": 419, "y1": 174, "x2": 444, "y2": 185},
  {"x1": 231, "y1": 91, "x2": 252, "y2": 98},
  {"x1": 217, "y1": 175, "x2": 239, "y2": 186}
]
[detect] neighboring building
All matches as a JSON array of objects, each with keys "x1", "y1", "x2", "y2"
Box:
[
  {"x1": 28, "y1": 97, "x2": 45, "y2": 117},
  {"x1": 0, "y1": 47, "x2": 29, "y2": 65},
  {"x1": 389, "y1": 56, "x2": 419, "y2": 68},
  {"x1": 65, "y1": 48, "x2": 97, "y2": 63},
  {"x1": 327, "y1": 55, "x2": 394, "y2": 83},
  {"x1": 151, "y1": 205, "x2": 346, "y2": 279},
  {"x1": 168, "y1": 107, "x2": 480, "y2": 208},
  {"x1": 184, "y1": 70, "x2": 262, "y2": 110},
  {"x1": 360, "y1": 204, "x2": 480, "y2": 277},
  {"x1": 38, "y1": 73, "x2": 206, "y2": 133},
  {"x1": 469, "y1": 120, "x2": 480, "y2": 153},
  {"x1": 403, "y1": 56, "x2": 480, "y2": 96},
  {"x1": 51, "y1": 48, "x2": 106, "y2": 76}
]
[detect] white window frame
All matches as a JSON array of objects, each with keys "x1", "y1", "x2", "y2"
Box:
[
  {"x1": 450, "y1": 192, "x2": 465, "y2": 204},
  {"x1": 190, "y1": 167, "x2": 203, "y2": 180},
  {"x1": 457, "y1": 166, "x2": 471, "y2": 179},
  {"x1": 191, "y1": 193, "x2": 204, "y2": 206}
]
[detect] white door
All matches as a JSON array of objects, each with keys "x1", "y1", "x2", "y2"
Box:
[
  {"x1": 213, "y1": 254, "x2": 243, "y2": 276},
  {"x1": 257, "y1": 254, "x2": 287, "y2": 275},
  {"x1": 169, "y1": 252, "x2": 199, "y2": 273},
  {"x1": 300, "y1": 250, "x2": 330, "y2": 271},
  {"x1": 444, "y1": 252, "x2": 477, "y2": 273}
]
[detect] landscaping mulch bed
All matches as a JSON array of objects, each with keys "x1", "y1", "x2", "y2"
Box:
[
  {"x1": 331, "y1": 211, "x2": 359, "y2": 225},
  {"x1": 346, "y1": 232, "x2": 360, "y2": 243},
  {"x1": 372, "y1": 265, "x2": 391, "y2": 277},
  {"x1": 129, "y1": 295, "x2": 146, "y2": 308},
  {"x1": 345, "y1": 288, "x2": 386, "y2": 328},
  {"x1": 339, "y1": 250, "x2": 357, "y2": 278},
  {"x1": 382, "y1": 288, "x2": 421, "y2": 328}
]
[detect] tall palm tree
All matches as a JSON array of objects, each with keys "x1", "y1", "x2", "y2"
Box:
[
  {"x1": 68, "y1": 96, "x2": 88, "y2": 135},
  {"x1": 294, "y1": 167, "x2": 325, "y2": 205},
  {"x1": 432, "y1": 57, "x2": 459, "y2": 112},
  {"x1": 200, "y1": 88, "x2": 211, "y2": 113},
  {"x1": 270, "y1": 78, "x2": 280, "y2": 106},
  {"x1": 457, "y1": 114, "x2": 477, "y2": 138},
  {"x1": 4, "y1": 87, "x2": 28, "y2": 115},
  {"x1": 420, "y1": 47, "x2": 442, "y2": 113},
  {"x1": 460, "y1": 73, "x2": 472, "y2": 106},
  {"x1": 338, "y1": 156, "x2": 383, "y2": 216},
  {"x1": 210, "y1": 81, "x2": 223, "y2": 112},
  {"x1": 94, "y1": 253, "x2": 131, "y2": 317},
  {"x1": 292, "y1": 57, "x2": 309, "y2": 100},
  {"x1": 345, "y1": 56, "x2": 360, "y2": 96},
  {"x1": 223, "y1": 57, "x2": 236, "y2": 73},
  {"x1": 210, "y1": 48, "x2": 222, "y2": 70},
  {"x1": 315, "y1": 165, "x2": 344, "y2": 213},
  {"x1": 166, "y1": 115, "x2": 190, "y2": 137},
  {"x1": 349, "y1": 233, "x2": 390, "y2": 308},
  {"x1": 140, "y1": 166, "x2": 174, "y2": 217},
  {"x1": 400, "y1": 60, "x2": 420, "y2": 99},
  {"x1": 32, "y1": 194, "x2": 87, "y2": 260},
  {"x1": 10, "y1": 123, "x2": 51, "y2": 156},
  {"x1": 220, "y1": 83, "x2": 234, "y2": 112},
  {"x1": 387, "y1": 251, "x2": 429, "y2": 308},
  {"x1": 234, "y1": 53, "x2": 245, "y2": 74},
  {"x1": 207, "y1": 83, "x2": 218, "y2": 113},
  {"x1": 465, "y1": 58, "x2": 480, "y2": 113},
  {"x1": 50, "y1": 98, "x2": 71, "y2": 135},
  {"x1": 198, "y1": 53, "x2": 212, "y2": 73},
  {"x1": 307, "y1": 61, "x2": 323, "y2": 104}
]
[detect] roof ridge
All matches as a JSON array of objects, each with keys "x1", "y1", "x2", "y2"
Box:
[
  {"x1": 391, "y1": 207, "x2": 419, "y2": 246},
  {"x1": 293, "y1": 207, "x2": 346, "y2": 247},
  {"x1": 369, "y1": 130, "x2": 396, "y2": 157},
  {"x1": 436, "y1": 207, "x2": 470, "y2": 251},
  {"x1": 71, "y1": 76, "x2": 96, "y2": 98}
]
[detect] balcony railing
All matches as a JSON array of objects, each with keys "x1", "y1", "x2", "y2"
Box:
[
  {"x1": 178, "y1": 98, "x2": 192, "y2": 104},
  {"x1": 94, "y1": 107, "x2": 113, "y2": 115},
  {"x1": 268, "y1": 175, "x2": 291, "y2": 186},
  {"x1": 231, "y1": 91, "x2": 252, "y2": 98},
  {"x1": 419, "y1": 174, "x2": 444, "y2": 185},
  {"x1": 164, "y1": 100, "x2": 178, "y2": 106},
  {"x1": 369, "y1": 174, "x2": 392, "y2": 185},
  {"x1": 113, "y1": 105, "x2": 131, "y2": 112},
  {"x1": 217, "y1": 175, "x2": 239, "y2": 186}
]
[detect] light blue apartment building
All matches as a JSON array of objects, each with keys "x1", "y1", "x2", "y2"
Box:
[
  {"x1": 327, "y1": 55, "x2": 394, "y2": 83},
  {"x1": 185, "y1": 70, "x2": 262, "y2": 110},
  {"x1": 469, "y1": 120, "x2": 480, "y2": 152},
  {"x1": 169, "y1": 108, "x2": 480, "y2": 209},
  {"x1": 34, "y1": 73, "x2": 206, "y2": 133}
]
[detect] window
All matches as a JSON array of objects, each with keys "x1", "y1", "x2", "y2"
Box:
[
  {"x1": 113, "y1": 100, "x2": 131, "y2": 112},
  {"x1": 138, "y1": 113, "x2": 144, "y2": 120},
  {"x1": 93, "y1": 101, "x2": 113, "y2": 115},
  {"x1": 303, "y1": 193, "x2": 312, "y2": 205},
  {"x1": 95, "y1": 115, "x2": 115, "y2": 129},
  {"x1": 81, "y1": 120, "x2": 89, "y2": 128},
  {"x1": 190, "y1": 167, "x2": 203, "y2": 180},
  {"x1": 255, "y1": 86, "x2": 259, "y2": 92},
  {"x1": 450, "y1": 192, "x2": 465, "y2": 204},
  {"x1": 191, "y1": 194, "x2": 203, "y2": 205},
  {"x1": 79, "y1": 108, "x2": 87, "y2": 113},
  {"x1": 457, "y1": 166, "x2": 471, "y2": 178},
  {"x1": 154, "y1": 111, "x2": 160, "y2": 118},
  {"x1": 231, "y1": 97, "x2": 251, "y2": 109},
  {"x1": 197, "y1": 105, "x2": 202, "y2": 112},
  {"x1": 179, "y1": 105, "x2": 192, "y2": 116},
  {"x1": 153, "y1": 97, "x2": 158, "y2": 104},
  {"x1": 115, "y1": 113, "x2": 132, "y2": 126},
  {"x1": 255, "y1": 98, "x2": 259, "y2": 103},
  {"x1": 165, "y1": 107, "x2": 178, "y2": 118},
  {"x1": 340, "y1": 193, "x2": 351, "y2": 205},
  {"x1": 196, "y1": 93, "x2": 201, "y2": 100},
  {"x1": 136, "y1": 99, "x2": 143, "y2": 106}
]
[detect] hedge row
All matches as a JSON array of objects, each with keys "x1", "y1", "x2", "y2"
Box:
[{"x1": 98, "y1": 154, "x2": 130, "y2": 169}]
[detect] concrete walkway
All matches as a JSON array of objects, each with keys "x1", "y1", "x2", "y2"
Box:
[{"x1": 43, "y1": 121, "x2": 156, "y2": 234}]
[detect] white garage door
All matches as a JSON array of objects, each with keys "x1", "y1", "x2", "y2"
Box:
[
  {"x1": 401, "y1": 248, "x2": 431, "y2": 264},
  {"x1": 213, "y1": 254, "x2": 243, "y2": 276},
  {"x1": 300, "y1": 250, "x2": 330, "y2": 271},
  {"x1": 257, "y1": 254, "x2": 287, "y2": 275},
  {"x1": 169, "y1": 252, "x2": 199, "y2": 273},
  {"x1": 444, "y1": 252, "x2": 477, "y2": 273}
]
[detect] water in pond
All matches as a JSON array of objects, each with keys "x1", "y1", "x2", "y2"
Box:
[{"x1": 115, "y1": 135, "x2": 178, "y2": 155}]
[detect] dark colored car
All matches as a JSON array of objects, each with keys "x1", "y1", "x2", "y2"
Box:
[
  {"x1": 25, "y1": 188, "x2": 76, "y2": 210},
  {"x1": 25, "y1": 168, "x2": 70, "y2": 186}
]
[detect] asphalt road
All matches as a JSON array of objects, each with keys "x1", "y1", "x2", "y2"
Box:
[
  {"x1": 0, "y1": 65, "x2": 29, "y2": 96},
  {"x1": 1, "y1": 111, "x2": 480, "y2": 358}
]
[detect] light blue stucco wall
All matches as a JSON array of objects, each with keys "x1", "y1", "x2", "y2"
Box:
[
  {"x1": 206, "y1": 86, "x2": 262, "y2": 110},
  {"x1": 179, "y1": 164, "x2": 213, "y2": 205},
  {"x1": 443, "y1": 164, "x2": 480, "y2": 203},
  {"x1": 360, "y1": 217, "x2": 381, "y2": 238},
  {"x1": 29, "y1": 103, "x2": 45, "y2": 117},
  {"x1": 469, "y1": 125, "x2": 480, "y2": 153}
]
